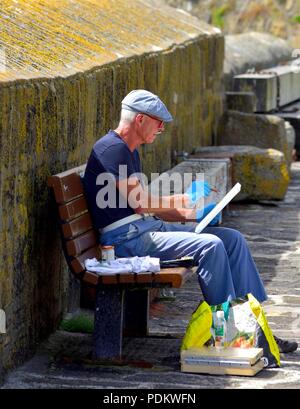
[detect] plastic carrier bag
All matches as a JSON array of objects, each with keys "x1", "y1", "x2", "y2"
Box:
[{"x1": 181, "y1": 293, "x2": 280, "y2": 368}]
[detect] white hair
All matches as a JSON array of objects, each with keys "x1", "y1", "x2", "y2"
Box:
[{"x1": 119, "y1": 108, "x2": 138, "y2": 124}]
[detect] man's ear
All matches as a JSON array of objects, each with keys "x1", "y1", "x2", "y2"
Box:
[{"x1": 135, "y1": 113, "x2": 144, "y2": 124}]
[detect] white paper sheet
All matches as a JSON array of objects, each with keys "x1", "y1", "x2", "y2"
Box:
[{"x1": 195, "y1": 183, "x2": 241, "y2": 234}]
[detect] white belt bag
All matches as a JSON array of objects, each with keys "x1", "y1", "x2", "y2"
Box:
[{"x1": 100, "y1": 213, "x2": 154, "y2": 234}]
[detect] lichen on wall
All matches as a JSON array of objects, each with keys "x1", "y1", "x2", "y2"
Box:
[{"x1": 0, "y1": 0, "x2": 224, "y2": 373}]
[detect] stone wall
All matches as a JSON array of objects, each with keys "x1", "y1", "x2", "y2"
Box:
[{"x1": 0, "y1": 0, "x2": 224, "y2": 374}]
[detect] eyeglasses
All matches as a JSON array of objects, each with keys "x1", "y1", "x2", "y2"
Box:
[{"x1": 144, "y1": 113, "x2": 164, "y2": 128}]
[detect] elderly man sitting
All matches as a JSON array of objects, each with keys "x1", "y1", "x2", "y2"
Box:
[{"x1": 83, "y1": 89, "x2": 298, "y2": 354}]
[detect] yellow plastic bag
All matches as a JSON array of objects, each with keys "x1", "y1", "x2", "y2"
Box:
[
  {"x1": 247, "y1": 293, "x2": 280, "y2": 367},
  {"x1": 181, "y1": 300, "x2": 212, "y2": 351}
]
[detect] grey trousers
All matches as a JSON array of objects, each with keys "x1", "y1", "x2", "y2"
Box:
[{"x1": 101, "y1": 217, "x2": 267, "y2": 305}]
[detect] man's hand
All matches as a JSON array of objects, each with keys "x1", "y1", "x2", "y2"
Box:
[
  {"x1": 196, "y1": 202, "x2": 220, "y2": 226},
  {"x1": 185, "y1": 180, "x2": 211, "y2": 205}
]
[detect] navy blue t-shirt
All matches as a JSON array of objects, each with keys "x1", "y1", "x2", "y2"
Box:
[{"x1": 83, "y1": 130, "x2": 141, "y2": 231}]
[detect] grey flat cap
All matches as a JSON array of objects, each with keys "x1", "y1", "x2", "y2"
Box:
[{"x1": 121, "y1": 89, "x2": 173, "y2": 122}]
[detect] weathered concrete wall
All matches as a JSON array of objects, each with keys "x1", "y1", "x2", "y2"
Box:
[{"x1": 0, "y1": 0, "x2": 224, "y2": 373}]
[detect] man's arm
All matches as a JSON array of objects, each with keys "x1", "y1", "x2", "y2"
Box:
[{"x1": 116, "y1": 176, "x2": 198, "y2": 222}]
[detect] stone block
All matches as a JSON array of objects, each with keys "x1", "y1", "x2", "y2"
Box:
[
  {"x1": 233, "y1": 65, "x2": 300, "y2": 112},
  {"x1": 217, "y1": 111, "x2": 292, "y2": 168},
  {"x1": 234, "y1": 72, "x2": 276, "y2": 112},
  {"x1": 191, "y1": 145, "x2": 290, "y2": 201},
  {"x1": 226, "y1": 92, "x2": 257, "y2": 113},
  {"x1": 275, "y1": 99, "x2": 300, "y2": 158},
  {"x1": 276, "y1": 65, "x2": 300, "y2": 107}
]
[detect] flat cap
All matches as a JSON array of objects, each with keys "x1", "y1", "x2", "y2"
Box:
[{"x1": 121, "y1": 89, "x2": 173, "y2": 122}]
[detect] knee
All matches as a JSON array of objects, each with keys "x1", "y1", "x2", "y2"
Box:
[
  {"x1": 195, "y1": 234, "x2": 227, "y2": 268},
  {"x1": 201, "y1": 234, "x2": 225, "y2": 254}
]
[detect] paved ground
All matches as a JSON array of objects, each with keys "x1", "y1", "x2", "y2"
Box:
[{"x1": 2, "y1": 162, "x2": 300, "y2": 389}]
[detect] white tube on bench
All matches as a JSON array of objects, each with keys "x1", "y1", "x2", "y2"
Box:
[{"x1": 195, "y1": 183, "x2": 241, "y2": 234}]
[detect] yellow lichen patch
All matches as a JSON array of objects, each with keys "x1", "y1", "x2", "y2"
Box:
[
  {"x1": 0, "y1": 0, "x2": 219, "y2": 82},
  {"x1": 236, "y1": 149, "x2": 290, "y2": 200}
]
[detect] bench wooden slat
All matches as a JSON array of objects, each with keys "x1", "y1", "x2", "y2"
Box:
[
  {"x1": 82, "y1": 271, "x2": 100, "y2": 286},
  {"x1": 66, "y1": 230, "x2": 97, "y2": 257},
  {"x1": 119, "y1": 273, "x2": 136, "y2": 284},
  {"x1": 48, "y1": 164, "x2": 87, "y2": 180},
  {"x1": 71, "y1": 246, "x2": 101, "y2": 275},
  {"x1": 47, "y1": 171, "x2": 85, "y2": 204},
  {"x1": 59, "y1": 196, "x2": 88, "y2": 221},
  {"x1": 135, "y1": 272, "x2": 154, "y2": 284},
  {"x1": 62, "y1": 213, "x2": 93, "y2": 239},
  {"x1": 153, "y1": 267, "x2": 191, "y2": 288},
  {"x1": 100, "y1": 275, "x2": 119, "y2": 285}
]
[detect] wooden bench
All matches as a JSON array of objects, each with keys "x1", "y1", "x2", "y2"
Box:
[{"x1": 47, "y1": 164, "x2": 193, "y2": 360}]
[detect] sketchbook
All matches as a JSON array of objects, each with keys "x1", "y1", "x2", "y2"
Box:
[
  {"x1": 181, "y1": 346, "x2": 264, "y2": 376},
  {"x1": 195, "y1": 183, "x2": 241, "y2": 234}
]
